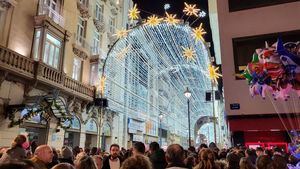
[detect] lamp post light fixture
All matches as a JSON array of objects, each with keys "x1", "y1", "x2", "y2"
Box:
[
  {"x1": 159, "y1": 113, "x2": 163, "y2": 146},
  {"x1": 184, "y1": 87, "x2": 192, "y2": 147}
]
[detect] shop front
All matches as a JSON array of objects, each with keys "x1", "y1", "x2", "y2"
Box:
[
  {"x1": 85, "y1": 118, "x2": 98, "y2": 148},
  {"x1": 101, "y1": 122, "x2": 112, "y2": 151},
  {"x1": 64, "y1": 115, "x2": 81, "y2": 148},
  {"x1": 144, "y1": 120, "x2": 158, "y2": 145},
  {"x1": 19, "y1": 109, "x2": 48, "y2": 145},
  {"x1": 127, "y1": 118, "x2": 145, "y2": 147}
]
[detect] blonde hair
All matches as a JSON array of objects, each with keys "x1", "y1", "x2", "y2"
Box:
[{"x1": 121, "y1": 155, "x2": 152, "y2": 169}]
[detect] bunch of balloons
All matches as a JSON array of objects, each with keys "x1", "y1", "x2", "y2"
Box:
[{"x1": 241, "y1": 38, "x2": 300, "y2": 100}]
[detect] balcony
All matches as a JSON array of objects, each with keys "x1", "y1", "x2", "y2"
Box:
[
  {"x1": 73, "y1": 34, "x2": 90, "y2": 60},
  {"x1": 0, "y1": 45, "x2": 95, "y2": 101},
  {"x1": 90, "y1": 46, "x2": 106, "y2": 58},
  {"x1": 77, "y1": 0, "x2": 91, "y2": 19},
  {"x1": 38, "y1": 3, "x2": 64, "y2": 27},
  {"x1": 93, "y1": 18, "x2": 105, "y2": 33}
]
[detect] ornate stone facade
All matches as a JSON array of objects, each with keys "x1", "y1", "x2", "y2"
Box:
[{"x1": 93, "y1": 19, "x2": 106, "y2": 33}]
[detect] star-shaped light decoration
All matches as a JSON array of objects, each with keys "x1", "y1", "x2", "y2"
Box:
[
  {"x1": 128, "y1": 4, "x2": 140, "y2": 21},
  {"x1": 182, "y1": 46, "x2": 196, "y2": 62},
  {"x1": 183, "y1": 2, "x2": 200, "y2": 17},
  {"x1": 99, "y1": 75, "x2": 106, "y2": 96},
  {"x1": 145, "y1": 15, "x2": 163, "y2": 26},
  {"x1": 116, "y1": 45, "x2": 132, "y2": 59},
  {"x1": 199, "y1": 10, "x2": 206, "y2": 18},
  {"x1": 165, "y1": 13, "x2": 180, "y2": 25},
  {"x1": 114, "y1": 28, "x2": 129, "y2": 39},
  {"x1": 192, "y1": 23, "x2": 206, "y2": 42},
  {"x1": 208, "y1": 64, "x2": 222, "y2": 85}
]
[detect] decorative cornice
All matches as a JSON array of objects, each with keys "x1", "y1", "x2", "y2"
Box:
[
  {"x1": 76, "y1": 1, "x2": 90, "y2": 19},
  {"x1": 0, "y1": 1, "x2": 11, "y2": 9},
  {"x1": 72, "y1": 44, "x2": 88, "y2": 60},
  {"x1": 93, "y1": 19, "x2": 105, "y2": 33}
]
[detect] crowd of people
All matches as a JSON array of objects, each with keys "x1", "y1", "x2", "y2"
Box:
[{"x1": 0, "y1": 135, "x2": 298, "y2": 169}]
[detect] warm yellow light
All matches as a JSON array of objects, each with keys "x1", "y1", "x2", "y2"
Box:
[
  {"x1": 128, "y1": 4, "x2": 140, "y2": 21},
  {"x1": 182, "y1": 46, "x2": 196, "y2": 62},
  {"x1": 145, "y1": 15, "x2": 163, "y2": 26},
  {"x1": 99, "y1": 75, "x2": 106, "y2": 96},
  {"x1": 208, "y1": 64, "x2": 222, "y2": 85},
  {"x1": 114, "y1": 28, "x2": 129, "y2": 39},
  {"x1": 165, "y1": 13, "x2": 179, "y2": 25},
  {"x1": 116, "y1": 45, "x2": 132, "y2": 59},
  {"x1": 192, "y1": 23, "x2": 206, "y2": 42},
  {"x1": 183, "y1": 2, "x2": 200, "y2": 17}
]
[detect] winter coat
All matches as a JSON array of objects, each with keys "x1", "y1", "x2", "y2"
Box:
[{"x1": 149, "y1": 149, "x2": 167, "y2": 169}]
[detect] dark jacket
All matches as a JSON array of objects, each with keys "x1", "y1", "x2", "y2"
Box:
[
  {"x1": 149, "y1": 149, "x2": 167, "y2": 169},
  {"x1": 0, "y1": 146, "x2": 26, "y2": 162},
  {"x1": 102, "y1": 155, "x2": 122, "y2": 169}
]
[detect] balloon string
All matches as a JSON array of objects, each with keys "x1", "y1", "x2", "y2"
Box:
[{"x1": 268, "y1": 93, "x2": 293, "y2": 141}]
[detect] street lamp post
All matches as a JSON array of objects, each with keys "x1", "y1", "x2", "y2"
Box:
[
  {"x1": 184, "y1": 87, "x2": 192, "y2": 147},
  {"x1": 159, "y1": 113, "x2": 163, "y2": 146}
]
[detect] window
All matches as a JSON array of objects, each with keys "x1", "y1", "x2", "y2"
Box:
[
  {"x1": 76, "y1": 17, "x2": 86, "y2": 47},
  {"x1": 91, "y1": 31, "x2": 101, "y2": 55},
  {"x1": 89, "y1": 63, "x2": 98, "y2": 85},
  {"x1": 43, "y1": 33, "x2": 61, "y2": 69},
  {"x1": 95, "y1": 3, "x2": 103, "y2": 21},
  {"x1": 72, "y1": 58, "x2": 82, "y2": 81},
  {"x1": 109, "y1": 17, "x2": 116, "y2": 34},
  {"x1": 40, "y1": 0, "x2": 62, "y2": 25},
  {"x1": 79, "y1": 0, "x2": 88, "y2": 6},
  {"x1": 33, "y1": 30, "x2": 41, "y2": 61}
]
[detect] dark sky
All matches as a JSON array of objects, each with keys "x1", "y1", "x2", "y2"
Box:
[{"x1": 132, "y1": 0, "x2": 215, "y2": 58}]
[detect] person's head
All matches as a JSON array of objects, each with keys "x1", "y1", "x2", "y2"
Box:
[
  {"x1": 273, "y1": 147, "x2": 283, "y2": 156},
  {"x1": 209, "y1": 142, "x2": 217, "y2": 149},
  {"x1": 165, "y1": 144, "x2": 185, "y2": 167},
  {"x1": 198, "y1": 144, "x2": 208, "y2": 151},
  {"x1": 120, "y1": 154, "x2": 152, "y2": 169},
  {"x1": 256, "y1": 147, "x2": 264, "y2": 157},
  {"x1": 264, "y1": 149, "x2": 273, "y2": 158},
  {"x1": 256, "y1": 155, "x2": 272, "y2": 169},
  {"x1": 75, "y1": 155, "x2": 97, "y2": 169},
  {"x1": 272, "y1": 154, "x2": 287, "y2": 169},
  {"x1": 149, "y1": 142, "x2": 160, "y2": 153},
  {"x1": 196, "y1": 148, "x2": 216, "y2": 169},
  {"x1": 90, "y1": 147, "x2": 98, "y2": 156},
  {"x1": 12, "y1": 135, "x2": 27, "y2": 148},
  {"x1": 61, "y1": 146, "x2": 73, "y2": 160},
  {"x1": 239, "y1": 157, "x2": 255, "y2": 169},
  {"x1": 226, "y1": 152, "x2": 240, "y2": 169},
  {"x1": 34, "y1": 145, "x2": 54, "y2": 164},
  {"x1": 110, "y1": 144, "x2": 120, "y2": 159},
  {"x1": 132, "y1": 142, "x2": 145, "y2": 156},
  {"x1": 92, "y1": 155, "x2": 103, "y2": 169},
  {"x1": 51, "y1": 163, "x2": 75, "y2": 169}
]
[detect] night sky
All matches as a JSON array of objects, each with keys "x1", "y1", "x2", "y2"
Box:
[{"x1": 132, "y1": 0, "x2": 215, "y2": 58}]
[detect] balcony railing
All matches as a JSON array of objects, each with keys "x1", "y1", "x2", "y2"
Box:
[
  {"x1": 38, "y1": 3, "x2": 64, "y2": 27},
  {"x1": 0, "y1": 46, "x2": 35, "y2": 79},
  {"x1": 0, "y1": 45, "x2": 95, "y2": 101},
  {"x1": 90, "y1": 46, "x2": 106, "y2": 57},
  {"x1": 77, "y1": 0, "x2": 91, "y2": 18}
]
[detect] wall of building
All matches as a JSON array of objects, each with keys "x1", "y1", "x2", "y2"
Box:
[{"x1": 216, "y1": 0, "x2": 300, "y2": 116}]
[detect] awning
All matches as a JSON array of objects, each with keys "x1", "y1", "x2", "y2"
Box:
[{"x1": 228, "y1": 116, "x2": 300, "y2": 131}]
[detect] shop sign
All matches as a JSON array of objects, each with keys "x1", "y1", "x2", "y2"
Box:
[
  {"x1": 133, "y1": 134, "x2": 144, "y2": 142},
  {"x1": 128, "y1": 118, "x2": 145, "y2": 133},
  {"x1": 85, "y1": 119, "x2": 98, "y2": 133},
  {"x1": 145, "y1": 120, "x2": 158, "y2": 136}
]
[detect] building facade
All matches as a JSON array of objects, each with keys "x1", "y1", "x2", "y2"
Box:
[
  {"x1": 214, "y1": 0, "x2": 300, "y2": 147},
  {"x1": 0, "y1": 0, "x2": 131, "y2": 150}
]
